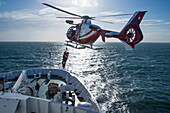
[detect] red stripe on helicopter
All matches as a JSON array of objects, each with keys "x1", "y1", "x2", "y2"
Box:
[
  {"x1": 78, "y1": 31, "x2": 100, "y2": 44},
  {"x1": 79, "y1": 30, "x2": 93, "y2": 38}
]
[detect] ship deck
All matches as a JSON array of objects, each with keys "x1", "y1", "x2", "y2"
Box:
[{"x1": 27, "y1": 75, "x2": 66, "y2": 99}]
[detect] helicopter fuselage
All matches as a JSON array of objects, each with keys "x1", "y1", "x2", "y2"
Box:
[{"x1": 66, "y1": 20, "x2": 101, "y2": 44}]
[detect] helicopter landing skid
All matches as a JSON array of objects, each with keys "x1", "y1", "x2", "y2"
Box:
[{"x1": 64, "y1": 41, "x2": 103, "y2": 50}]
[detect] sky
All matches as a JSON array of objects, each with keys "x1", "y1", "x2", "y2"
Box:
[{"x1": 0, "y1": 0, "x2": 170, "y2": 42}]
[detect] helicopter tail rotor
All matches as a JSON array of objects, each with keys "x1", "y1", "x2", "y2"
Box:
[{"x1": 117, "y1": 11, "x2": 147, "y2": 50}]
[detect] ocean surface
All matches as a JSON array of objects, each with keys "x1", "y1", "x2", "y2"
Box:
[{"x1": 0, "y1": 42, "x2": 170, "y2": 113}]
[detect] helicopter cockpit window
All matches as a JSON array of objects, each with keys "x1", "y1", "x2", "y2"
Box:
[
  {"x1": 72, "y1": 28, "x2": 76, "y2": 35},
  {"x1": 67, "y1": 28, "x2": 72, "y2": 34},
  {"x1": 67, "y1": 27, "x2": 76, "y2": 37}
]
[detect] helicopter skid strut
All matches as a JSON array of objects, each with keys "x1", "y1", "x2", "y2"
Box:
[{"x1": 64, "y1": 41, "x2": 103, "y2": 50}]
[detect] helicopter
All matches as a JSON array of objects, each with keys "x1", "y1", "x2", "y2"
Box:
[{"x1": 43, "y1": 3, "x2": 147, "y2": 50}]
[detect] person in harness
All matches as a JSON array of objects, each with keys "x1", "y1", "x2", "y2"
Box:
[
  {"x1": 62, "y1": 48, "x2": 69, "y2": 69},
  {"x1": 35, "y1": 82, "x2": 40, "y2": 97}
]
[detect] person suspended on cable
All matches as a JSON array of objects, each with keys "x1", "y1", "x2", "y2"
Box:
[
  {"x1": 62, "y1": 48, "x2": 69, "y2": 69},
  {"x1": 35, "y1": 82, "x2": 40, "y2": 97}
]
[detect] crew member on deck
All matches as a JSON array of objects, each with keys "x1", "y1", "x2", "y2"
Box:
[
  {"x1": 62, "y1": 48, "x2": 69, "y2": 69},
  {"x1": 35, "y1": 82, "x2": 40, "y2": 97}
]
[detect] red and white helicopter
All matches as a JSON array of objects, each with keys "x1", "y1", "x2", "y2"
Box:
[{"x1": 43, "y1": 3, "x2": 147, "y2": 50}]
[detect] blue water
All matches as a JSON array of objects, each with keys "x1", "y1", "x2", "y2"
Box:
[{"x1": 0, "y1": 42, "x2": 170, "y2": 113}]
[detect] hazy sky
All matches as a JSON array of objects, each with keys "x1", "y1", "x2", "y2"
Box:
[{"x1": 0, "y1": 0, "x2": 170, "y2": 42}]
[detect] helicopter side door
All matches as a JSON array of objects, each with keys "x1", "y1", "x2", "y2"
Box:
[{"x1": 79, "y1": 23, "x2": 92, "y2": 38}]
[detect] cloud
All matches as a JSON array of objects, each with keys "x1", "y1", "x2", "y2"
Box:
[
  {"x1": 163, "y1": 22, "x2": 170, "y2": 25},
  {"x1": 0, "y1": 9, "x2": 63, "y2": 24},
  {"x1": 144, "y1": 19, "x2": 164, "y2": 23},
  {"x1": 158, "y1": 29, "x2": 170, "y2": 33},
  {"x1": 40, "y1": 0, "x2": 100, "y2": 18},
  {"x1": 143, "y1": 19, "x2": 170, "y2": 26},
  {"x1": 42, "y1": 0, "x2": 99, "y2": 7},
  {"x1": 0, "y1": 11, "x2": 39, "y2": 20},
  {"x1": 38, "y1": 7, "x2": 57, "y2": 15},
  {"x1": 0, "y1": 1, "x2": 5, "y2": 5},
  {"x1": 99, "y1": 11, "x2": 123, "y2": 15},
  {"x1": 71, "y1": 0, "x2": 98, "y2": 7},
  {"x1": 39, "y1": 6, "x2": 81, "y2": 17},
  {"x1": 0, "y1": 8, "x2": 70, "y2": 41}
]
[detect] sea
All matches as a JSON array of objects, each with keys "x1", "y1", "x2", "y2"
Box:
[{"x1": 0, "y1": 42, "x2": 170, "y2": 113}]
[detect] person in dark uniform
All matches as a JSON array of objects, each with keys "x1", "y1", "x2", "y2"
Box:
[
  {"x1": 35, "y1": 82, "x2": 40, "y2": 97},
  {"x1": 62, "y1": 48, "x2": 69, "y2": 69}
]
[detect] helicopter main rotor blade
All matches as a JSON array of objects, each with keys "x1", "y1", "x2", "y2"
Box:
[
  {"x1": 94, "y1": 19, "x2": 114, "y2": 24},
  {"x1": 91, "y1": 13, "x2": 132, "y2": 19},
  {"x1": 42, "y1": 3, "x2": 82, "y2": 18},
  {"x1": 56, "y1": 17, "x2": 82, "y2": 19}
]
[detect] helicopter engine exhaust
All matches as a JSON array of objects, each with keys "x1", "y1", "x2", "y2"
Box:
[{"x1": 89, "y1": 25, "x2": 98, "y2": 31}]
